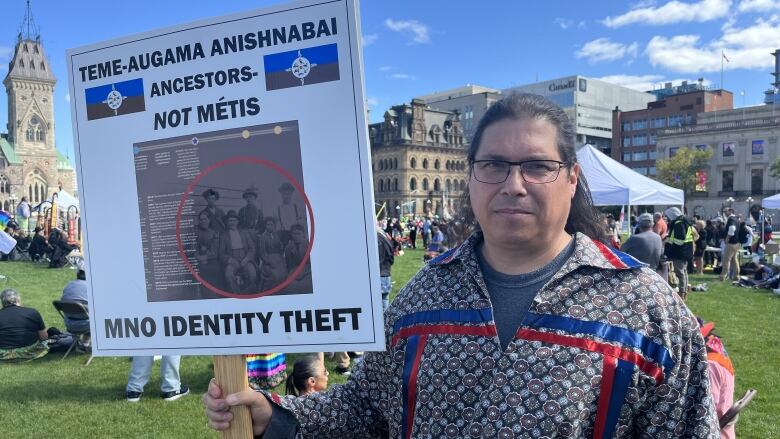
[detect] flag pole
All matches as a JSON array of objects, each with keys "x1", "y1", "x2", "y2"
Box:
[{"x1": 721, "y1": 50, "x2": 724, "y2": 91}]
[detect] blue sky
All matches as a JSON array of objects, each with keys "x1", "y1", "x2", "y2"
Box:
[{"x1": 2, "y1": 0, "x2": 780, "y2": 163}]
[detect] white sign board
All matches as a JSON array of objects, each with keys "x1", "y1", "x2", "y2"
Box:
[
  {"x1": 67, "y1": 0, "x2": 383, "y2": 356},
  {"x1": 0, "y1": 230, "x2": 16, "y2": 255}
]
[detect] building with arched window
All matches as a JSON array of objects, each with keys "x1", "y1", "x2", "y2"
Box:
[
  {"x1": 369, "y1": 99, "x2": 468, "y2": 218},
  {"x1": 1, "y1": 6, "x2": 77, "y2": 216}
]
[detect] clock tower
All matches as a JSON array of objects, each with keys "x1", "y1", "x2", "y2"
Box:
[{"x1": 0, "y1": 1, "x2": 76, "y2": 209}]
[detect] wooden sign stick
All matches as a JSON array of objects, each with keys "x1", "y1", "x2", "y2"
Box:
[{"x1": 213, "y1": 355, "x2": 253, "y2": 439}]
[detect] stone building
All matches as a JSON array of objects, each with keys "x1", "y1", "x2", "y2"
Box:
[
  {"x1": 0, "y1": 5, "x2": 76, "y2": 214},
  {"x1": 612, "y1": 82, "x2": 733, "y2": 177},
  {"x1": 417, "y1": 84, "x2": 501, "y2": 142},
  {"x1": 657, "y1": 51, "x2": 780, "y2": 218},
  {"x1": 370, "y1": 99, "x2": 469, "y2": 218},
  {"x1": 656, "y1": 104, "x2": 780, "y2": 217}
]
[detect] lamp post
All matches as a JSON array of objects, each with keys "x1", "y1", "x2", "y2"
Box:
[
  {"x1": 745, "y1": 197, "x2": 755, "y2": 225},
  {"x1": 726, "y1": 196, "x2": 735, "y2": 208},
  {"x1": 9, "y1": 193, "x2": 17, "y2": 216}
]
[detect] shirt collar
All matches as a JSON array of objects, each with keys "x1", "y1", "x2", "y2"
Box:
[{"x1": 430, "y1": 231, "x2": 643, "y2": 272}]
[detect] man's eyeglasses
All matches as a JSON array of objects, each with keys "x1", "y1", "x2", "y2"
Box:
[{"x1": 471, "y1": 159, "x2": 566, "y2": 184}]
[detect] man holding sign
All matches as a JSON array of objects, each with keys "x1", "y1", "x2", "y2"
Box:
[{"x1": 204, "y1": 94, "x2": 719, "y2": 438}]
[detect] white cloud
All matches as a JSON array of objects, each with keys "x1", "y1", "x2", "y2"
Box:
[
  {"x1": 576, "y1": 38, "x2": 639, "y2": 63},
  {"x1": 738, "y1": 0, "x2": 780, "y2": 12},
  {"x1": 597, "y1": 74, "x2": 711, "y2": 91},
  {"x1": 555, "y1": 18, "x2": 574, "y2": 29},
  {"x1": 378, "y1": 65, "x2": 393, "y2": 71},
  {"x1": 603, "y1": 0, "x2": 731, "y2": 28},
  {"x1": 555, "y1": 18, "x2": 587, "y2": 30},
  {"x1": 721, "y1": 15, "x2": 738, "y2": 31},
  {"x1": 384, "y1": 19, "x2": 431, "y2": 44},
  {"x1": 390, "y1": 73, "x2": 415, "y2": 80},
  {"x1": 366, "y1": 97, "x2": 379, "y2": 107},
  {"x1": 64, "y1": 93, "x2": 70, "y2": 102},
  {"x1": 645, "y1": 17, "x2": 780, "y2": 72},
  {"x1": 362, "y1": 34, "x2": 378, "y2": 47},
  {"x1": 597, "y1": 74, "x2": 665, "y2": 91},
  {"x1": 631, "y1": 0, "x2": 659, "y2": 8}
]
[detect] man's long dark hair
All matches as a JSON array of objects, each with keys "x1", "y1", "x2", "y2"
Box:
[{"x1": 459, "y1": 93, "x2": 608, "y2": 244}]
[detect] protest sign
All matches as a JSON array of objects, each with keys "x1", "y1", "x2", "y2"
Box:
[
  {"x1": 67, "y1": 0, "x2": 382, "y2": 356},
  {"x1": 0, "y1": 230, "x2": 17, "y2": 255}
]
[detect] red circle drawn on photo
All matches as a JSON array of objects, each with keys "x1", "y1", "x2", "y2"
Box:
[{"x1": 175, "y1": 156, "x2": 315, "y2": 299}]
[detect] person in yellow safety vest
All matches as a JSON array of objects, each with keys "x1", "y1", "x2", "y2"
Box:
[{"x1": 664, "y1": 207, "x2": 697, "y2": 300}]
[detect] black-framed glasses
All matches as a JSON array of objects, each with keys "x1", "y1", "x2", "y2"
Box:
[{"x1": 471, "y1": 159, "x2": 566, "y2": 184}]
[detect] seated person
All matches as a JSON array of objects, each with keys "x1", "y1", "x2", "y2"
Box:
[
  {"x1": 621, "y1": 213, "x2": 663, "y2": 270},
  {"x1": 754, "y1": 263, "x2": 776, "y2": 281},
  {"x1": 257, "y1": 217, "x2": 286, "y2": 291},
  {"x1": 0, "y1": 289, "x2": 49, "y2": 361},
  {"x1": 219, "y1": 211, "x2": 257, "y2": 293},
  {"x1": 28, "y1": 227, "x2": 50, "y2": 262},
  {"x1": 285, "y1": 355, "x2": 329, "y2": 397},
  {"x1": 60, "y1": 268, "x2": 90, "y2": 336},
  {"x1": 195, "y1": 211, "x2": 224, "y2": 297},
  {"x1": 14, "y1": 229, "x2": 31, "y2": 251},
  {"x1": 283, "y1": 224, "x2": 312, "y2": 292},
  {"x1": 48, "y1": 228, "x2": 79, "y2": 268},
  {"x1": 733, "y1": 262, "x2": 780, "y2": 289}
]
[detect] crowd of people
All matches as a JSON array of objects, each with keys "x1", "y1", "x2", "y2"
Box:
[
  {"x1": 0, "y1": 184, "x2": 354, "y2": 404},
  {"x1": 378, "y1": 215, "x2": 467, "y2": 257},
  {"x1": 0, "y1": 265, "x2": 91, "y2": 361},
  {"x1": 0, "y1": 195, "x2": 89, "y2": 362},
  {"x1": 194, "y1": 184, "x2": 311, "y2": 296},
  {"x1": 1, "y1": 92, "x2": 757, "y2": 437},
  {"x1": 617, "y1": 206, "x2": 776, "y2": 299},
  {"x1": 1, "y1": 224, "x2": 80, "y2": 269}
]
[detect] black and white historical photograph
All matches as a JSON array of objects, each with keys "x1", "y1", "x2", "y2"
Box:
[{"x1": 133, "y1": 121, "x2": 313, "y2": 301}]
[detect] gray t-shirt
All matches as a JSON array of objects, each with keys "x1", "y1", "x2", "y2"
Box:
[
  {"x1": 477, "y1": 238, "x2": 575, "y2": 349},
  {"x1": 61, "y1": 279, "x2": 88, "y2": 304},
  {"x1": 621, "y1": 231, "x2": 663, "y2": 269}
]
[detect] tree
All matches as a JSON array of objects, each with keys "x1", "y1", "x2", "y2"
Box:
[
  {"x1": 771, "y1": 155, "x2": 780, "y2": 180},
  {"x1": 656, "y1": 146, "x2": 713, "y2": 201}
]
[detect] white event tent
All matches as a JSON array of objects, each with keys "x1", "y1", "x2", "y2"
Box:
[
  {"x1": 576, "y1": 144, "x2": 684, "y2": 233},
  {"x1": 763, "y1": 193, "x2": 780, "y2": 209},
  {"x1": 41, "y1": 190, "x2": 80, "y2": 209},
  {"x1": 32, "y1": 190, "x2": 81, "y2": 210},
  {"x1": 576, "y1": 144, "x2": 684, "y2": 206}
]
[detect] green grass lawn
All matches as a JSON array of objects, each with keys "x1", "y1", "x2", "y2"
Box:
[{"x1": 0, "y1": 253, "x2": 778, "y2": 438}]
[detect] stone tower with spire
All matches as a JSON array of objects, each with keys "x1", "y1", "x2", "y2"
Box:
[{"x1": 0, "y1": 1, "x2": 76, "y2": 214}]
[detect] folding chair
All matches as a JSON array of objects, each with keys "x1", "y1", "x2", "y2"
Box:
[
  {"x1": 52, "y1": 300, "x2": 93, "y2": 366},
  {"x1": 719, "y1": 389, "x2": 757, "y2": 430}
]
